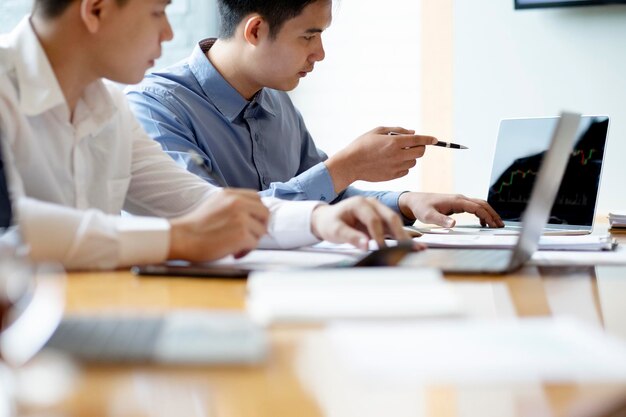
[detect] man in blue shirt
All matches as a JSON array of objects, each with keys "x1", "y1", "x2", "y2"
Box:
[{"x1": 126, "y1": 0, "x2": 504, "y2": 229}]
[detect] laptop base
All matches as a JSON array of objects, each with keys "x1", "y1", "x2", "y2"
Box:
[{"x1": 401, "y1": 248, "x2": 518, "y2": 275}]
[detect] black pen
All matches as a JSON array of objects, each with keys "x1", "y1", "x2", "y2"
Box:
[
  {"x1": 388, "y1": 132, "x2": 468, "y2": 150},
  {"x1": 188, "y1": 149, "x2": 227, "y2": 188}
]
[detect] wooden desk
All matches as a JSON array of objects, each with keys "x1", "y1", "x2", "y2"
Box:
[{"x1": 21, "y1": 236, "x2": 626, "y2": 417}]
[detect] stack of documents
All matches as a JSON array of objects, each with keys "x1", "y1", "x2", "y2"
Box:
[
  {"x1": 530, "y1": 245, "x2": 626, "y2": 266},
  {"x1": 416, "y1": 234, "x2": 616, "y2": 251},
  {"x1": 246, "y1": 268, "x2": 462, "y2": 324},
  {"x1": 609, "y1": 211, "x2": 626, "y2": 230}
]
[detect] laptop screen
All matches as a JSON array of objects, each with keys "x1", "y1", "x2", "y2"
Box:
[
  {"x1": 0, "y1": 129, "x2": 12, "y2": 229},
  {"x1": 487, "y1": 116, "x2": 609, "y2": 228}
]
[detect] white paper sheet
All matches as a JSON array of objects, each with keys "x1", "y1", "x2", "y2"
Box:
[
  {"x1": 327, "y1": 318, "x2": 626, "y2": 383},
  {"x1": 530, "y1": 244, "x2": 626, "y2": 266},
  {"x1": 212, "y1": 248, "x2": 360, "y2": 269},
  {"x1": 246, "y1": 268, "x2": 462, "y2": 324},
  {"x1": 416, "y1": 234, "x2": 615, "y2": 251},
  {"x1": 609, "y1": 212, "x2": 626, "y2": 227}
]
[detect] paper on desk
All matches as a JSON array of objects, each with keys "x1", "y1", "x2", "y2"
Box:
[
  {"x1": 412, "y1": 225, "x2": 590, "y2": 236},
  {"x1": 246, "y1": 268, "x2": 462, "y2": 324},
  {"x1": 608, "y1": 211, "x2": 626, "y2": 228},
  {"x1": 307, "y1": 240, "x2": 401, "y2": 254},
  {"x1": 327, "y1": 318, "x2": 626, "y2": 383},
  {"x1": 416, "y1": 234, "x2": 615, "y2": 251},
  {"x1": 212, "y1": 248, "x2": 360, "y2": 269},
  {"x1": 530, "y1": 243, "x2": 626, "y2": 266}
]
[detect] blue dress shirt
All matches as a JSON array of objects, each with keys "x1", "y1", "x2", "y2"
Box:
[{"x1": 126, "y1": 39, "x2": 405, "y2": 213}]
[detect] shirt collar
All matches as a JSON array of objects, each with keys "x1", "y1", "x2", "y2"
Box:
[
  {"x1": 8, "y1": 17, "x2": 66, "y2": 116},
  {"x1": 188, "y1": 38, "x2": 276, "y2": 121},
  {"x1": 7, "y1": 17, "x2": 116, "y2": 135}
]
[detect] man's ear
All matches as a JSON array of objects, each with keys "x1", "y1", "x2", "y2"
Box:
[
  {"x1": 243, "y1": 15, "x2": 269, "y2": 46},
  {"x1": 79, "y1": 0, "x2": 108, "y2": 34}
]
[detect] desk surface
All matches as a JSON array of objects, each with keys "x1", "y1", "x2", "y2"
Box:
[{"x1": 21, "y1": 232, "x2": 626, "y2": 417}]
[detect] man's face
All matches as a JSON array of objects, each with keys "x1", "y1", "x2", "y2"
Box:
[
  {"x1": 95, "y1": 0, "x2": 173, "y2": 84},
  {"x1": 252, "y1": 0, "x2": 331, "y2": 91}
]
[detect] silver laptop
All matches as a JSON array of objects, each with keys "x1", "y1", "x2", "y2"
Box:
[
  {"x1": 489, "y1": 115, "x2": 609, "y2": 233},
  {"x1": 400, "y1": 112, "x2": 581, "y2": 274},
  {"x1": 469, "y1": 115, "x2": 608, "y2": 235}
]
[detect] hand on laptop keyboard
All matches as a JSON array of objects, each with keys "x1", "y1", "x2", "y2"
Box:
[{"x1": 398, "y1": 192, "x2": 505, "y2": 228}]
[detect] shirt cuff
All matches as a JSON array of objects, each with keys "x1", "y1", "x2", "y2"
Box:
[
  {"x1": 295, "y1": 162, "x2": 338, "y2": 203},
  {"x1": 117, "y1": 216, "x2": 171, "y2": 267},
  {"x1": 260, "y1": 199, "x2": 322, "y2": 249},
  {"x1": 394, "y1": 191, "x2": 416, "y2": 225}
]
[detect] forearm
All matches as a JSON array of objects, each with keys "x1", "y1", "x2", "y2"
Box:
[
  {"x1": 18, "y1": 197, "x2": 170, "y2": 270},
  {"x1": 324, "y1": 151, "x2": 357, "y2": 193}
]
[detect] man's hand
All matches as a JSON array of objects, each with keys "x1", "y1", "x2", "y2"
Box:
[
  {"x1": 310, "y1": 197, "x2": 425, "y2": 250},
  {"x1": 325, "y1": 127, "x2": 437, "y2": 192},
  {"x1": 168, "y1": 189, "x2": 269, "y2": 262},
  {"x1": 398, "y1": 192, "x2": 504, "y2": 228}
]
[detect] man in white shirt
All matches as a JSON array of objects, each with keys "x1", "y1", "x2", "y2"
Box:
[{"x1": 0, "y1": 0, "x2": 413, "y2": 270}]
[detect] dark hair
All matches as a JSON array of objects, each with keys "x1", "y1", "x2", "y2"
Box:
[
  {"x1": 33, "y1": 0, "x2": 130, "y2": 19},
  {"x1": 217, "y1": 0, "x2": 321, "y2": 39}
]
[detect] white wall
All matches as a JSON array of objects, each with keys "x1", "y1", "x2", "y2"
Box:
[
  {"x1": 154, "y1": 0, "x2": 219, "y2": 70},
  {"x1": 289, "y1": 0, "x2": 422, "y2": 192},
  {"x1": 0, "y1": 0, "x2": 33, "y2": 32},
  {"x1": 453, "y1": 2, "x2": 626, "y2": 213}
]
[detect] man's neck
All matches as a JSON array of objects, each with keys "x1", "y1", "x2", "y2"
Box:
[
  {"x1": 30, "y1": 15, "x2": 98, "y2": 117},
  {"x1": 207, "y1": 39, "x2": 262, "y2": 101}
]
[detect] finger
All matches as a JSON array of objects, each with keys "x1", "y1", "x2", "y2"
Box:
[
  {"x1": 401, "y1": 146, "x2": 426, "y2": 160},
  {"x1": 411, "y1": 241, "x2": 428, "y2": 251},
  {"x1": 395, "y1": 135, "x2": 438, "y2": 148},
  {"x1": 227, "y1": 230, "x2": 259, "y2": 258},
  {"x1": 226, "y1": 204, "x2": 267, "y2": 237},
  {"x1": 469, "y1": 198, "x2": 504, "y2": 227},
  {"x1": 239, "y1": 199, "x2": 270, "y2": 226},
  {"x1": 371, "y1": 203, "x2": 408, "y2": 241},
  {"x1": 234, "y1": 249, "x2": 251, "y2": 259},
  {"x1": 332, "y1": 223, "x2": 370, "y2": 250},
  {"x1": 422, "y1": 209, "x2": 456, "y2": 228},
  {"x1": 232, "y1": 211, "x2": 266, "y2": 241},
  {"x1": 246, "y1": 215, "x2": 268, "y2": 239},
  {"x1": 455, "y1": 199, "x2": 501, "y2": 228},
  {"x1": 352, "y1": 201, "x2": 386, "y2": 248},
  {"x1": 250, "y1": 206, "x2": 270, "y2": 227},
  {"x1": 378, "y1": 126, "x2": 415, "y2": 135}
]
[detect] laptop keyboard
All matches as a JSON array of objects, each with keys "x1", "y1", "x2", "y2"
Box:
[{"x1": 45, "y1": 316, "x2": 164, "y2": 362}]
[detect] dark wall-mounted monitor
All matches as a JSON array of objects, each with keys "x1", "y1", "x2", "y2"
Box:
[{"x1": 515, "y1": 0, "x2": 626, "y2": 9}]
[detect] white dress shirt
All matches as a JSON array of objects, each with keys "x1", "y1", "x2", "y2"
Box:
[{"x1": 0, "y1": 18, "x2": 320, "y2": 270}]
